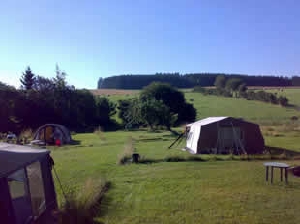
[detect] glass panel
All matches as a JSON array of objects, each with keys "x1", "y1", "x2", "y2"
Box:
[
  {"x1": 8, "y1": 169, "x2": 26, "y2": 199},
  {"x1": 26, "y1": 162, "x2": 46, "y2": 217},
  {"x1": 8, "y1": 168, "x2": 32, "y2": 224}
]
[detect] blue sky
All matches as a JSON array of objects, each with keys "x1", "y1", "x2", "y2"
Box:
[{"x1": 0, "y1": 0, "x2": 299, "y2": 89}]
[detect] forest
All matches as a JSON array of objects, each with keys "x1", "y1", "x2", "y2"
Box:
[{"x1": 98, "y1": 73, "x2": 300, "y2": 89}]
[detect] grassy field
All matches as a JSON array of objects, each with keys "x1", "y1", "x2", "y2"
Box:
[
  {"x1": 52, "y1": 88, "x2": 300, "y2": 223},
  {"x1": 184, "y1": 92, "x2": 300, "y2": 123},
  {"x1": 52, "y1": 131, "x2": 300, "y2": 224}
]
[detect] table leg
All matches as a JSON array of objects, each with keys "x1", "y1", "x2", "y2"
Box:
[
  {"x1": 285, "y1": 168, "x2": 288, "y2": 183},
  {"x1": 280, "y1": 168, "x2": 283, "y2": 182},
  {"x1": 266, "y1": 166, "x2": 269, "y2": 181},
  {"x1": 271, "y1": 167, "x2": 274, "y2": 184}
]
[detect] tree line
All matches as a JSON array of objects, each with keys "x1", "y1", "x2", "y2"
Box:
[
  {"x1": 1, "y1": 67, "x2": 197, "y2": 134},
  {"x1": 194, "y1": 75, "x2": 289, "y2": 107},
  {"x1": 0, "y1": 66, "x2": 116, "y2": 134},
  {"x1": 98, "y1": 73, "x2": 300, "y2": 89}
]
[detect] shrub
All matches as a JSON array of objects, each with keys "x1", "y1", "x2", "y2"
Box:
[{"x1": 278, "y1": 96, "x2": 288, "y2": 106}]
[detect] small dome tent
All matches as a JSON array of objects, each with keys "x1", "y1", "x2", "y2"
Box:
[
  {"x1": 0, "y1": 143, "x2": 57, "y2": 223},
  {"x1": 32, "y1": 124, "x2": 72, "y2": 145},
  {"x1": 185, "y1": 117, "x2": 264, "y2": 154}
]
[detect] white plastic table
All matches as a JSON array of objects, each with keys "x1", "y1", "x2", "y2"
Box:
[{"x1": 263, "y1": 162, "x2": 290, "y2": 184}]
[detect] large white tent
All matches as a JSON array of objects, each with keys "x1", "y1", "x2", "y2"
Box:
[{"x1": 185, "y1": 117, "x2": 264, "y2": 154}]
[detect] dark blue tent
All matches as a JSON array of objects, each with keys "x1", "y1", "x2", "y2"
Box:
[{"x1": 0, "y1": 143, "x2": 57, "y2": 224}]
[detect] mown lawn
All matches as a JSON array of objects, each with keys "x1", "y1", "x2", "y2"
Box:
[
  {"x1": 51, "y1": 130, "x2": 300, "y2": 224},
  {"x1": 52, "y1": 88, "x2": 300, "y2": 223}
]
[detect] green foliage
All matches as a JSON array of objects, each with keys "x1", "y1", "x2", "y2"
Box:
[
  {"x1": 20, "y1": 66, "x2": 36, "y2": 90},
  {"x1": 278, "y1": 96, "x2": 289, "y2": 106},
  {"x1": 140, "y1": 82, "x2": 196, "y2": 125},
  {"x1": 0, "y1": 67, "x2": 116, "y2": 133},
  {"x1": 140, "y1": 82, "x2": 185, "y2": 113},
  {"x1": 54, "y1": 64, "x2": 68, "y2": 90},
  {"x1": 140, "y1": 99, "x2": 174, "y2": 130},
  {"x1": 193, "y1": 86, "x2": 232, "y2": 97},
  {"x1": 225, "y1": 78, "x2": 243, "y2": 97},
  {"x1": 214, "y1": 75, "x2": 226, "y2": 89},
  {"x1": 238, "y1": 83, "x2": 247, "y2": 92},
  {"x1": 95, "y1": 97, "x2": 116, "y2": 126},
  {"x1": 98, "y1": 73, "x2": 293, "y2": 89}
]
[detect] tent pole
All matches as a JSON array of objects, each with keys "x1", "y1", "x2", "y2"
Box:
[
  {"x1": 216, "y1": 122, "x2": 220, "y2": 154},
  {"x1": 230, "y1": 122, "x2": 246, "y2": 155}
]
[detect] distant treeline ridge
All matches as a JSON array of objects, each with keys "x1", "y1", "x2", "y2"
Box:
[{"x1": 97, "y1": 73, "x2": 300, "y2": 89}]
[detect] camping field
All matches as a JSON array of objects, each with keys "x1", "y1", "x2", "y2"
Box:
[{"x1": 52, "y1": 88, "x2": 300, "y2": 224}]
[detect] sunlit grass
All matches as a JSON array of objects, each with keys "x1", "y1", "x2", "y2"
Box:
[{"x1": 51, "y1": 130, "x2": 300, "y2": 224}]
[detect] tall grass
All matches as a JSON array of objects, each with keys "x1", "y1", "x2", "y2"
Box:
[
  {"x1": 117, "y1": 136, "x2": 135, "y2": 165},
  {"x1": 94, "y1": 126, "x2": 106, "y2": 142},
  {"x1": 57, "y1": 178, "x2": 110, "y2": 224},
  {"x1": 19, "y1": 128, "x2": 34, "y2": 144}
]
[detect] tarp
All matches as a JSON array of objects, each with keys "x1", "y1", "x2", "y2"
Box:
[{"x1": 0, "y1": 143, "x2": 49, "y2": 178}]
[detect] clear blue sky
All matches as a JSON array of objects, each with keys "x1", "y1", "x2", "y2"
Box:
[{"x1": 0, "y1": 0, "x2": 299, "y2": 89}]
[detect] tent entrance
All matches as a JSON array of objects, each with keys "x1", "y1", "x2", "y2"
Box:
[{"x1": 216, "y1": 126, "x2": 245, "y2": 154}]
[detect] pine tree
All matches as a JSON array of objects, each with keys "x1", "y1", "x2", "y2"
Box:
[{"x1": 20, "y1": 66, "x2": 36, "y2": 90}]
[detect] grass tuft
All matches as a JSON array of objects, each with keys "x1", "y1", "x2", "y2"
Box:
[
  {"x1": 57, "y1": 178, "x2": 110, "y2": 224},
  {"x1": 94, "y1": 126, "x2": 106, "y2": 142},
  {"x1": 117, "y1": 137, "x2": 135, "y2": 165},
  {"x1": 19, "y1": 128, "x2": 34, "y2": 144}
]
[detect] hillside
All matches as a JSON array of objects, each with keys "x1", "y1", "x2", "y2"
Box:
[{"x1": 97, "y1": 73, "x2": 299, "y2": 89}]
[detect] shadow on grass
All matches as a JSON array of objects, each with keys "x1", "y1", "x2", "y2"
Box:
[
  {"x1": 93, "y1": 181, "x2": 112, "y2": 221},
  {"x1": 69, "y1": 139, "x2": 81, "y2": 145},
  {"x1": 265, "y1": 145, "x2": 300, "y2": 158},
  {"x1": 136, "y1": 149, "x2": 300, "y2": 165}
]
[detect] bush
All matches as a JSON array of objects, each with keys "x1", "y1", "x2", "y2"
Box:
[{"x1": 278, "y1": 96, "x2": 288, "y2": 106}]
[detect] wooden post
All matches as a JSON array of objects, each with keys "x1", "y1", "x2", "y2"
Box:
[
  {"x1": 280, "y1": 168, "x2": 283, "y2": 182},
  {"x1": 285, "y1": 168, "x2": 288, "y2": 183},
  {"x1": 271, "y1": 167, "x2": 274, "y2": 184}
]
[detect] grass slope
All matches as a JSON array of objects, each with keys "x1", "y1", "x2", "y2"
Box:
[{"x1": 185, "y1": 92, "x2": 300, "y2": 124}]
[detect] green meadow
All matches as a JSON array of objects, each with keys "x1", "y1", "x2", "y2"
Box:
[{"x1": 52, "y1": 88, "x2": 300, "y2": 224}]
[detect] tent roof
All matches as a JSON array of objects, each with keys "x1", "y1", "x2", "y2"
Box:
[
  {"x1": 187, "y1": 117, "x2": 228, "y2": 127},
  {"x1": 0, "y1": 143, "x2": 49, "y2": 178}
]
